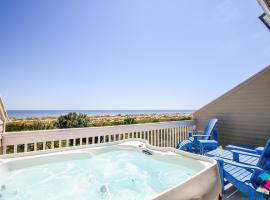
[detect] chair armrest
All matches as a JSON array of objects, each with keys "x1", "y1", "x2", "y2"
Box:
[
  {"x1": 232, "y1": 150, "x2": 260, "y2": 162},
  {"x1": 232, "y1": 150, "x2": 261, "y2": 157},
  {"x1": 214, "y1": 157, "x2": 268, "y2": 173},
  {"x1": 192, "y1": 134, "x2": 205, "y2": 137},
  {"x1": 255, "y1": 147, "x2": 264, "y2": 155},
  {"x1": 188, "y1": 131, "x2": 203, "y2": 138},
  {"x1": 226, "y1": 160, "x2": 265, "y2": 172},
  {"x1": 191, "y1": 134, "x2": 205, "y2": 142},
  {"x1": 225, "y1": 145, "x2": 257, "y2": 154}
]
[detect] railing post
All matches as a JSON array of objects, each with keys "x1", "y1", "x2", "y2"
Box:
[
  {"x1": 3, "y1": 145, "x2": 6, "y2": 154},
  {"x1": 24, "y1": 144, "x2": 27, "y2": 152},
  {"x1": 0, "y1": 133, "x2": 3, "y2": 154},
  {"x1": 153, "y1": 130, "x2": 156, "y2": 146},
  {"x1": 166, "y1": 128, "x2": 168, "y2": 147},
  {"x1": 14, "y1": 144, "x2": 17, "y2": 153},
  {"x1": 169, "y1": 128, "x2": 171, "y2": 147},
  {"x1": 108, "y1": 135, "x2": 111, "y2": 142},
  {"x1": 161, "y1": 129, "x2": 164, "y2": 147},
  {"x1": 180, "y1": 127, "x2": 183, "y2": 141},
  {"x1": 172, "y1": 128, "x2": 175, "y2": 147},
  {"x1": 174, "y1": 128, "x2": 177, "y2": 147}
]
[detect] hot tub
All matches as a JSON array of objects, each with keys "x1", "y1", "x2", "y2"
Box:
[{"x1": 0, "y1": 140, "x2": 221, "y2": 200}]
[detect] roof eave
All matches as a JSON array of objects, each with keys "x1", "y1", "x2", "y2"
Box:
[
  {"x1": 257, "y1": 0, "x2": 270, "y2": 18},
  {"x1": 0, "y1": 98, "x2": 8, "y2": 122}
]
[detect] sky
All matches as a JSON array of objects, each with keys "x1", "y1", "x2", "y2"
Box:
[{"x1": 0, "y1": 0, "x2": 270, "y2": 110}]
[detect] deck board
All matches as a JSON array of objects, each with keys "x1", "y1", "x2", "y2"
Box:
[{"x1": 223, "y1": 184, "x2": 247, "y2": 200}]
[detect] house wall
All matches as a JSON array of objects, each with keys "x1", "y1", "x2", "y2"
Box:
[
  {"x1": 265, "y1": 0, "x2": 270, "y2": 8},
  {"x1": 0, "y1": 119, "x2": 3, "y2": 133},
  {"x1": 0, "y1": 98, "x2": 7, "y2": 133},
  {"x1": 194, "y1": 66, "x2": 270, "y2": 147}
]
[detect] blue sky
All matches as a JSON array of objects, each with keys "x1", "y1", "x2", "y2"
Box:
[{"x1": 0, "y1": 0, "x2": 269, "y2": 110}]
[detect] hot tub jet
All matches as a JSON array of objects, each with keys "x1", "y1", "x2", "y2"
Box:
[
  {"x1": 100, "y1": 185, "x2": 108, "y2": 194},
  {"x1": 142, "y1": 149, "x2": 153, "y2": 155}
]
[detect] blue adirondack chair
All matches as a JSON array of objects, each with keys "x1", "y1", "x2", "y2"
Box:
[
  {"x1": 216, "y1": 138, "x2": 270, "y2": 199},
  {"x1": 206, "y1": 142, "x2": 265, "y2": 166},
  {"x1": 225, "y1": 144, "x2": 265, "y2": 155},
  {"x1": 176, "y1": 118, "x2": 218, "y2": 154},
  {"x1": 206, "y1": 147, "x2": 260, "y2": 166}
]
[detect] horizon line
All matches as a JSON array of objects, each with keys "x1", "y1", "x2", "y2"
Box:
[{"x1": 7, "y1": 109, "x2": 196, "y2": 111}]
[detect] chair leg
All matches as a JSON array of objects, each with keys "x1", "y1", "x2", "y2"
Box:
[
  {"x1": 217, "y1": 159, "x2": 225, "y2": 194},
  {"x1": 194, "y1": 144, "x2": 199, "y2": 153},
  {"x1": 200, "y1": 145, "x2": 204, "y2": 155},
  {"x1": 187, "y1": 144, "x2": 192, "y2": 152}
]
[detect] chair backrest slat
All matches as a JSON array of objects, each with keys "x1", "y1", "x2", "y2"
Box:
[{"x1": 202, "y1": 118, "x2": 218, "y2": 140}]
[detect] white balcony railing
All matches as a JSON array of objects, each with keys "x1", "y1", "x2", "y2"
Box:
[{"x1": 1, "y1": 120, "x2": 195, "y2": 154}]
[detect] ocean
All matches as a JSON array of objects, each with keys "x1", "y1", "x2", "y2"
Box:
[{"x1": 7, "y1": 110, "x2": 194, "y2": 119}]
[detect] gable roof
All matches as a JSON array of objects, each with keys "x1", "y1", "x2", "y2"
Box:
[
  {"x1": 258, "y1": 0, "x2": 270, "y2": 16},
  {"x1": 258, "y1": 0, "x2": 270, "y2": 29},
  {"x1": 195, "y1": 65, "x2": 270, "y2": 114}
]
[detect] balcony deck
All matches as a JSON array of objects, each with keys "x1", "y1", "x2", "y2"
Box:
[
  {"x1": 223, "y1": 185, "x2": 244, "y2": 200},
  {"x1": 0, "y1": 120, "x2": 266, "y2": 200}
]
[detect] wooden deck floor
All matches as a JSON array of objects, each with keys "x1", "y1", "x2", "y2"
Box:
[{"x1": 222, "y1": 184, "x2": 246, "y2": 200}]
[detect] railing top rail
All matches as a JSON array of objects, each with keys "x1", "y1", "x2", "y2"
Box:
[{"x1": 2, "y1": 120, "x2": 195, "y2": 136}]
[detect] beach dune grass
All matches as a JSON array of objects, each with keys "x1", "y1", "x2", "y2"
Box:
[{"x1": 5, "y1": 113, "x2": 192, "y2": 132}]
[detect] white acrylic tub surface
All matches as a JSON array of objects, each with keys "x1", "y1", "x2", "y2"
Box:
[{"x1": 0, "y1": 140, "x2": 221, "y2": 200}]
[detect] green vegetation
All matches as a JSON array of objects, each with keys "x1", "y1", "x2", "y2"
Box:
[
  {"x1": 5, "y1": 112, "x2": 192, "y2": 132},
  {"x1": 6, "y1": 120, "x2": 55, "y2": 132},
  {"x1": 124, "y1": 117, "x2": 136, "y2": 124},
  {"x1": 55, "y1": 112, "x2": 90, "y2": 129}
]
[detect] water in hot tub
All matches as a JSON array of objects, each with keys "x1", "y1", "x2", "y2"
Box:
[{"x1": 0, "y1": 148, "x2": 204, "y2": 200}]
